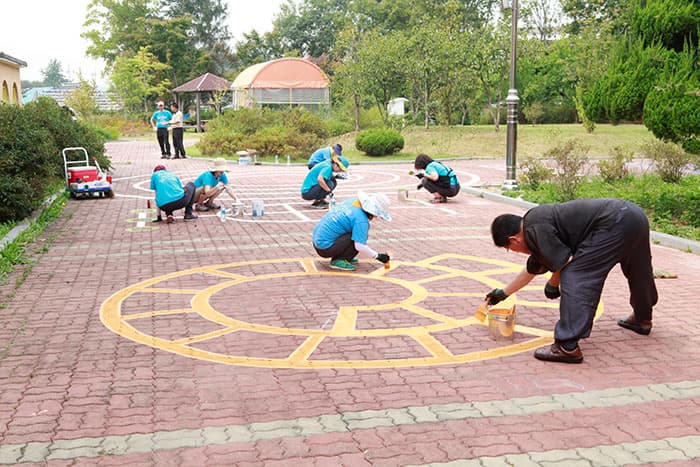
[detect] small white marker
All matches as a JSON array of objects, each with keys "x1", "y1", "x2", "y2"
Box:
[
  {"x1": 138, "y1": 212, "x2": 147, "y2": 220},
  {"x1": 136, "y1": 221, "x2": 146, "y2": 228}
]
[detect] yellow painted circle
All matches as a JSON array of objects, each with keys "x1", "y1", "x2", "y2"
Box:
[{"x1": 100, "y1": 255, "x2": 603, "y2": 368}]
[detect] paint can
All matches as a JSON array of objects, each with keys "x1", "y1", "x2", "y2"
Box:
[
  {"x1": 397, "y1": 188, "x2": 408, "y2": 202},
  {"x1": 251, "y1": 199, "x2": 265, "y2": 217},
  {"x1": 488, "y1": 305, "x2": 516, "y2": 341},
  {"x1": 230, "y1": 201, "x2": 244, "y2": 217}
]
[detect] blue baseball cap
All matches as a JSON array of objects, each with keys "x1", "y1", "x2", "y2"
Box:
[{"x1": 333, "y1": 144, "x2": 343, "y2": 156}]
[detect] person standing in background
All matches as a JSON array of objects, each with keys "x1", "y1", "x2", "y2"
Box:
[
  {"x1": 169, "y1": 102, "x2": 186, "y2": 159},
  {"x1": 150, "y1": 101, "x2": 172, "y2": 159}
]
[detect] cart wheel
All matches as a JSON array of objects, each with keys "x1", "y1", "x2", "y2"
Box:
[
  {"x1": 106, "y1": 189, "x2": 115, "y2": 198},
  {"x1": 69, "y1": 191, "x2": 77, "y2": 199}
]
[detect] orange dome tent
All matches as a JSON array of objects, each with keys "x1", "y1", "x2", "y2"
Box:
[{"x1": 231, "y1": 58, "x2": 330, "y2": 109}]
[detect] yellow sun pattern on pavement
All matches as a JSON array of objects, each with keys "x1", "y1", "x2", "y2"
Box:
[{"x1": 100, "y1": 254, "x2": 604, "y2": 369}]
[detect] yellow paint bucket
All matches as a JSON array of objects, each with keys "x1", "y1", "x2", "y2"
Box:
[{"x1": 488, "y1": 305, "x2": 516, "y2": 341}]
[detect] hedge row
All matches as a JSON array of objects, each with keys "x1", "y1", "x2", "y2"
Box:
[{"x1": 0, "y1": 98, "x2": 108, "y2": 222}]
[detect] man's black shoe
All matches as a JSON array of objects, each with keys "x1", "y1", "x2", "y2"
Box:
[{"x1": 618, "y1": 315, "x2": 652, "y2": 335}]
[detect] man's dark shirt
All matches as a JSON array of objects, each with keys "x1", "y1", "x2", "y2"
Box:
[{"x1": 523, "y1": 198, "x2": 625, "y2": 274}]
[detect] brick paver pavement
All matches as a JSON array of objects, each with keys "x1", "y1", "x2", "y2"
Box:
[{"x1": 1, "y1": 139, "x2": 699, "y2": 466}]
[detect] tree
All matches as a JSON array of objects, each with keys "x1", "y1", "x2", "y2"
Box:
[
  {"x1": 644, "y1": 47, "x2": 700, "y2": 154},
  {"x1": 163, "y1": 0, "x2": 231, "y2": 49},
  {"x1": 355, "y1": 31, "x2": 409, "y2": 123},
  {"x1": 110, "y1": 47, "x2": 172, "y2": 114},
  {"x1": 465, "y1": 23, "x2": 509, "y2": 130},
  {"x1": 83, "y1": 0, "x2": 216, "y2": 86},
  {"x1": 404, "y1": 26, "x2": 455, "y2": 129},
  {"x1": 42, "y1": 59, "x2": 67, "y2": 87},
  {"x1": 64, "y1": 77, "x2": 99, "y2": 121}
]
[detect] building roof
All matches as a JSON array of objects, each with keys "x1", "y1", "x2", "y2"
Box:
[
  {"x1": 0, "y1": 52, "x2": 28, "y2": 68},
  {"x1": 172, "y1": 73, "x2": 232, "y2": 93},
  {"x1": 232, "y1": 58, "x2": 329, "y2": 90},
  {"x1": 22, "y1": 84, "x2": 121, "y2": 111}
]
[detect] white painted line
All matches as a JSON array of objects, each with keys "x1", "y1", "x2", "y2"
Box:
[{"x1": 283, "y1": 203, "x2": 312, "y2": 221}]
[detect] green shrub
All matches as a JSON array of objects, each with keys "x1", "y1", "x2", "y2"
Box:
[
  {"x1": 518, "y1": 156, "x2": 552, "y2": 189},
  {"x1": 355, "y1": 128, "x2": 404, "y2": 157},
  {"x1": 523, "y1": 102, "x2": 545, "y2": 125},
  {"x1": 598, "y1": 146, "x2": 633, "y2": 182},
  {"x1": 0, "y1": 98, "x2": 108, "y2": 222},
  {"x1": 641, "y1": 139, "x2": 693, "y2": 183},
  {"x1": 545, "y1": 139, "x2": 590, "y2": 201},
  {"x1": 643, "y1": 47, "x2": 700, "y2": 154},
  {"x1": 198, "y1": 107, "x2": 328, "y2": 159}
]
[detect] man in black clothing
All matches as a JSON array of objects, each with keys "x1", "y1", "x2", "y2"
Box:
[{"x1": 487, "y1": 199, "x2": 658, "y2": 363}]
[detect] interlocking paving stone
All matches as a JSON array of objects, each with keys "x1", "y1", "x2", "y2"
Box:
[{"x1": 2, "y1": 140, "x2": 700, "y2": 465}]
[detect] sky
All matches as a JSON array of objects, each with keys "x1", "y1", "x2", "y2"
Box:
[{"x1": 1, "y1": 0, "x2": 288, "y2": 85}]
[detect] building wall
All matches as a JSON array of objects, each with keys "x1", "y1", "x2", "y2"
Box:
[{"x1": 0, "y1": 60, "x2": 23, "y2": 105}]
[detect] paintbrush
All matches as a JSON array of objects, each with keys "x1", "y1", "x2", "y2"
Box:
[{"x1": 474, "y1": 300, "x2": 488, "y2": 323}]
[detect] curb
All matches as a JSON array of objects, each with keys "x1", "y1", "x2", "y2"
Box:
[
  {"x1": 0, "y1": 191, "x2": 63, "y2": 251},
  {"x1": 461, "y1": 185, "x2": 700, "y2": 255}
]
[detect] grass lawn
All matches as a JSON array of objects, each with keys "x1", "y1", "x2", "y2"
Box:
[{"x1": 183, "y1": 123, "x2": 656, "y2": 163}]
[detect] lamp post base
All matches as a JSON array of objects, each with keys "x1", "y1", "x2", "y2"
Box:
[{"x1": 502, "y1": 179, "x2": 519, "y2": 191}]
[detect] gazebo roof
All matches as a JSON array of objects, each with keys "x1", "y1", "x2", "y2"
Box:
[{"x1": 173, "y1": 72, "x2": 232, "y2": 93}]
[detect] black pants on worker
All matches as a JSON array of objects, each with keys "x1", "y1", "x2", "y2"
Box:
[
  {"x1": 556, "y1": 201, "x2": 658, "y2": 347},
  {"x1": 314, "y1": 233, "x2": 357, "y2": 261},
  {"x1": 302, "y1": 178, "x2": 337, "y2": 201},
  {"x1": 157, "y1": 128, "x2": 171, "y2": 156},
  {"x1": 420, "y1": 179, "x2": 461, "y2": 199},
  {"x1": 171, "y1": 128, "x2": 186, "y2": 157},
  {"x1": 159, "y1": 182, "x2": 195, "y2": 216}
]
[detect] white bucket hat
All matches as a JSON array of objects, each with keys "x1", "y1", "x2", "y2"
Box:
[
  {"x1": 210, "y1": 158, "x2": 229, "y2": 172},
  {"x1": 358, "y1": 191, "x2": 392, "y2": 221}
]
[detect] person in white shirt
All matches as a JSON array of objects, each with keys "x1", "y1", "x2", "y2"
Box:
[{"x1": 169, "y1": 102, "x2": 186, "y2": 159}]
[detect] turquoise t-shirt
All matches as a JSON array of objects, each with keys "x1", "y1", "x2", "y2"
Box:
[
  {"x1": 194, "y1": 171, "x2": 229, "y2": 188},
  {"x1": 426, "y1": 161, "x2": 459, "y2": 185},
  {"x1": 152, "y1": 110, "x2": 173, "y2": 128},
  {"x1": 312, "y1": 199, "x2": 370, "y2": 249},
  {"x1": 308, "y1": 147, "x2": 332, "y2": 166},
  {"x1": 150, "y1": 171, "x2": 184, "y2": 207},
  {"x1": 301, "y1": 160, "x2": 333, "y2": 194}
]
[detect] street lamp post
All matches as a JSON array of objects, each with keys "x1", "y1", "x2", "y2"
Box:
[{"x1": 502, "y1": 0, "x2": 519, "y2": 190}]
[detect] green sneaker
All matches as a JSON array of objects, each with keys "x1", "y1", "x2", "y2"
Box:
[
  {"x1": 349, "y1": 257, "x2": 359, "y2": 264},
  {"x1": 329, "y1": 259, "x2": 356, "y2": 271}
]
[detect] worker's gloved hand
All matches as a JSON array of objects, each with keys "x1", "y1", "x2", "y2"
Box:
[
  {"x1": 544, "y1": 282, "x2": 561, "y2": 299},
  {"x1": 375, "y1": 253, "x2": 390, "y2": 264},
  {"x1": 153, "y1": 216, "x2": 163, "y2": 223},
  {"x1": 415, "y1": 173, "x2": 424, "y2": 179},
  {"x1": 486, "y1": 288, "x2": 508, "y2": 306}
]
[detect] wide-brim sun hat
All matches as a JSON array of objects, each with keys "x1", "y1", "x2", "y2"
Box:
[
  {"x1": 210, "y1": 158, "x2": 229, "y2": 172},
  {"x1": 339, "y1": 156, "x2": 350, "y2": 169},
  {"x1": 331, "y1": 155, "x2": 348, "y2": 172},
  {"x1": 358, "y1": 191, "x2": 392, "y2": 221}
]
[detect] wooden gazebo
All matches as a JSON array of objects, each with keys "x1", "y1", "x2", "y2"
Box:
[{"x1": 172, "y1": 72, "x2": 232, "y2": 132}]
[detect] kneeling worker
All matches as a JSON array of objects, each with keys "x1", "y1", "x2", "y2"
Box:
[
  {"x1": 194, "y1": 158, "x2": 239, "y2": 211},
  {"x1": 301, "y1": 155, "x2": 348, "y2": 208},
  {"x1": 150, "y1": 165, "x2": 197, "y2": 223},
  {"x1": 312, "y1": 191, "x2": 392, "y2": 271},
  {"x1": 413, "y1": 154, "x2": 460, "y2": 203}
]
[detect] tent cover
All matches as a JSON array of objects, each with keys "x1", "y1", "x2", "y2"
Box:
[{"x1": 231, "y1": 58, "x2": 330, "y2": 108}]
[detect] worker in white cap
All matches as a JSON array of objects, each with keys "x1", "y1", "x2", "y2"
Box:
[
  {"x1": 193, "y1": 158, "x2": 239, "y2": 211},
  {"x1": 312, "y1": 191, "x2": 391, "y2": 271}
]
